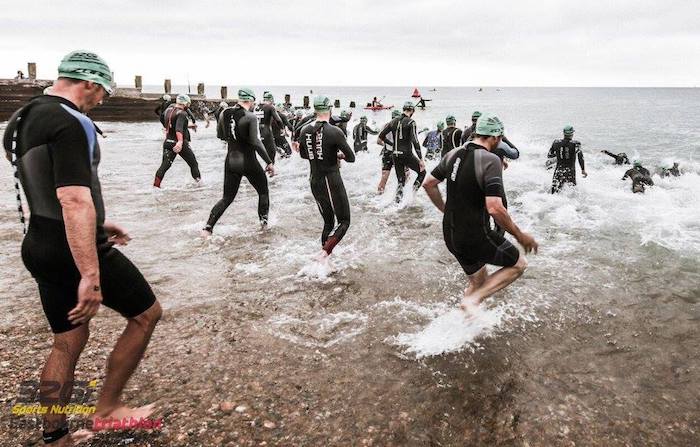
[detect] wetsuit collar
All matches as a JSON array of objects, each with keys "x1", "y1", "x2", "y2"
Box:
[
  {"x1": 36, "y1": 94, "x2": 81, "y2": 112},
  {"x1": 465, "y1": 141, "x2": 488, "y2": 151}
]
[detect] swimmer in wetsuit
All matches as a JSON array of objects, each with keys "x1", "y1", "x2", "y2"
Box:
[
  {"x1": 423, "y1": 121, "x2": 444, "y2": 160},
  {"x1": 3, "y1": 51, "x2": 161, "y2": 445},
  {"x1": 460, "y1": 110, "x2": 481, "y2": 145},
  {"x1": 441, "y1": 115, "x2": 462, "y2": 157},
  {"x1": 422, "y1": 113, "x2": 538, "y2": 316},
  {"x1": 548, "y1": 125, "x2": 587, "y2": 193},
  {"x1": 331, "y1": 110, "x2": 352, "y2": 137},
  {"x1": 377, "y1": 101, "x2": 426, "y2": 203},
  {"x1": 623, "y1": 161, "x2": 654, "y2": 193},
  {"x1": 298, "y1": 95, "x2": 356, "y2": 259},
  {"x1": 272, "y1": 104, "x2": 293, "y2": 158},
  {"x1": 254, "y1": 92, "x2": 284, "y2": 163},
  {"x1": 377, "y1": 109, "x2": 402, "y2": 194},
  {"x1": 659, "y1": 162, "x2": 681, "y2": 178},
  {"x1": 154, "y1": 94, "x2": 201, "y2": 187},
  {"x1": 352, "y1": 116, "x2": 378, "y2": 152},
  {"x1": 601, "y1": 150, "x2": 629, "y2": 165},
  {"x1": 202, "y1": 88, "x2": 275, "y2": 235}
]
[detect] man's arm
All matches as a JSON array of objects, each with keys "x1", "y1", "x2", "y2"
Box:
[
  {"x1": 410, "y1": 121, "x2": 422, "y2": 159},
  {"x1": 422, "y1": 175, "x2": 444, "y2": 212},
  {"x1": 336, "y1": 129, "x2": 356, "y2": 163},
  {"x1": 377, "y1": 119, "x2": 393, "y2": 144},
  {"x1": 577, "y1": 143, "x2": 587, "y2": 176},
  {"x1": 248, "y1": 116, "x2": 273, "y2": 165},
  {"x1": 485, "y1": 197, "x2": 537, "y2": 254},
  {"x1": 57, "y1": 186, "x2": 102, "y2": 323}
]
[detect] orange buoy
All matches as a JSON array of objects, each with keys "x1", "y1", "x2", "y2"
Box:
[{"x1": 411, "y1": 88, "x2": 421, "y2": 98}]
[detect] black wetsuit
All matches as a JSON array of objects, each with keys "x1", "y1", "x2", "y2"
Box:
[
  {"x1": 154, "y1": 99, "x2": 172, "y2": 119},
  {"x1": 623, "y1": 166, "x2": 654, "y2": 193},
  {"x1": 378, "y1": 114, "x2": 426, "y2": 202},
  {"x1": 5, "y1": 95, "x2": 155, "y2": 334},
  {"x1": 155, "y1": 105, "x2": 201, "y2": 186},
  {"x1": 204, "y1": 105, "x2": 273, "y2": 232},
  {"x1": 254, "y1": 103, "x2": 284, "y2": 162},
  {"x1": 431, "y1": 143, "x2": 520, "y2": 275},
  {"x1": 441, "y1": 126, "x2": 462, "y2": 157},
  {"x1": 422, "y1": 130, "x2": 443, "y2": 160},
  {"x1": 460, "y1": 123, "x2": 476, "y2": 145},
  {"x1": 352, "y1": 122, "x2": 378, "y2": 152},
  {"x1": 602, "y1": 150, "x2": 629, "y2": 165},
  {"x1": 272, "y1": 112, "x2": 293, "y2": 157},
  {"x1": 548, "y1": 138, "x2": 584, "y2": 193},
  {"x1": 330, "y1": 115, "x2": 351, "y2": 137},
  {"x1": 379, "y1": 122, "x2": 395, "y2": 171},
  {"x1": 299, "y1": 120, "x2": 356, "y2": 254}
]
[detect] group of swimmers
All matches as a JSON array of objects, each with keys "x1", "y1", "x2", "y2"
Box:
[{"x1": 0, "y1": 49, "x2": 683, "y2": 445}]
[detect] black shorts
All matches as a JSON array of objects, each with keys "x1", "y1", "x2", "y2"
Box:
[
  {"x1": 443, "y1": 224, "x2": 520, "y2": 275},
  {"x1": 381, "y1": 150, "x2": 394, "y2": 170},
  {"x1": 21, "y1": 219, "x2": 156, "y2": 333}
]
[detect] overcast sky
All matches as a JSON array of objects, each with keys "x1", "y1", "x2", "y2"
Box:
[{"x1": 1, "y1": 0, "x2": 699, "y2": 87}]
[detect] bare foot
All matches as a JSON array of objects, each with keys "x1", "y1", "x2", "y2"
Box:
[
  {"x1": 200, "y1": 229, "x2": 212, "y2": 238},
  {"x1": 92, "y1": 403, "x2": 157, "y2": 431},
  {"x1": 65, "y1": 429, "x2": 95, "y2": 445},
  {"x1": 459, "y1": 296, "x2": 482, "y2": 319},
  {"x1": 315, "y1": 250, "x2": 329, "y2": 262}
]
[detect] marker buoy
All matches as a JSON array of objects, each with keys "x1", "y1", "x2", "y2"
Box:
[{"x1": 411, "y1": 88, "x2": 421, "y2": 98}]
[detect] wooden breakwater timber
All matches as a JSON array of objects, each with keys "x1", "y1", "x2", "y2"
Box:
[{"x1": 1, "y1": 63, "x2": 360, "y2": 122}]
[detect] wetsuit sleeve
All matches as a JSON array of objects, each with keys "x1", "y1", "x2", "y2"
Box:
[
  {"x1": 481, "y1": 154, "x2": 504, "y2": 197},
  {"x1": 282, "y1": 114, "x2": 293, "y2": 132},
  {"x1": 603, "y1": 150, "x2": 616, "y2": 159},
  {"x1": 353, "y1": 124, "x2": 361, "y2": 141},
  {"x1": 454, "y1": 129, "x2": 462, "y2": 148},
  {"x1": 622, "y1": 169, "x2": 631, "y2": 180},
  {"x1": 422, "y1": 133, "x2": 429, "y2": 148},
  {"x1": 378, "y1": 119, "x2": 393, "y2": 141},
  {"x1": 336, "y1": 128, "x2": 355, "y2": 163},
  {"x1": 411, "y1": 121, "x2": 422, "y2": 159},
  {"x1": 548, "y1": 141, "x2": 558, "y2": 158},
  {"x1": 175, "y1": 112, "x2": 189, "y2": 134},
  {"x1": 367, "y1": 126, "x2": 378, "y2": 135},
  {"x1": 51, "y1": 119, "x2": 93, "y2": 188},
  {"x1": 247, "y1": 116, "x2": 273, "y2": 165},
  {"x1": 576, "y1": 142, "x2": 585, "y2": 171},
  {"x1": 271, "y1": 108, "x2": 284, "y2": 127},
  {"x1": 186, "y1": 108, "x2": 196, "y2": 124}
]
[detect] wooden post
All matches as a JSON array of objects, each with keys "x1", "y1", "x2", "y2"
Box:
[
  {"x1": 221, "y1": 86, "x2": 228, "y2": 99},
  {"x1": 284, "y1": 94, "x2": 291, "y2": 105},
  {"x1": 197, "y1": 83, "x2": 205, "y2": 95},
  {"x1": 349, "y1": 101, "x2": 356, "y2": 108},
  {"x1": 303, "y1": 96, "x2": 310, "y2": 109},
  {"x1": 134, "y1": 75, "x2": 142, "y2": 89},
  {"x1": 164, "y1": 79, "x2": 171, "y2": 94},
  {"x1": 28, "y1": 63, "x2": 36, "y2": 80}
]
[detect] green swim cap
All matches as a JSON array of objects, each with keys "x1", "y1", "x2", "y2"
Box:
[
  {"x1": 472, "y1": 111, "x2": 482, "y2": 120},
  {"x1": 313, "y1": 95, "x2": 332, "y2": 112},
  {"x1": 57, "y1": 50, "x2": 113, "y2": 95},
  {"x1": 237, "y1": 87, "x2": 256, "y2": 101},
  {"x1": 403, "y1": 101, "x2": 415, "y2": 111},
  {"x1": 176, "y1": 94, "x2": 191, "y2": 105},
  {"x1": 340, "y1": 110, "x2": 350, "y2": 118},
  {"x1": 437, "y1": 121, "x2": 445, "y2": 130},
  {"x1": 475, "y1": 113, "x2": 504, "y2": 136},
  {"x1": 445, "y1": 115, "x2": 456, "y2": 125},
  {"x1": 391, "y1": 109, "x2": 401, "y2": 119},
  {"x1": 263, "y1": 92, "x2": 274, "y2": 101},
  {"x1": 633, "y1": 160, "x2": 642, "y2": 168},
  {"x1": 360, "y1": 116, "x2": 368, "y2": 122},
  {"x1": 563, "y1": 125, "x2": 575, "y2": 136}
]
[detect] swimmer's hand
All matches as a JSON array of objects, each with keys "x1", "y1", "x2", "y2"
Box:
[
  {"x1": 292, "y1": 142, "x2": 300, "y2": 153},
  {"x1": 582, "y1": 170, "x2": 588, "y2": 178},
  {"x1": 104, "y1": 221, "x2": 131, "y2": 246},
  {"x1": 419, "y1": 159, "x2": 426, "y2": 171},
  {"x1": 337, "y1": 151, "x2": 345, "y2": 160},
  {"x1": 266, "y1": 164, "x2": 276, "y2": 177},
  {"x1": 173, "y1": 141, "x2": 183, "y2": 153},
  {"x1": 69, "y1": 275, "x2": 102, "y2": 325},
  {"x1": 517, "y1": 232, "x2": 539, "y2": 254}
]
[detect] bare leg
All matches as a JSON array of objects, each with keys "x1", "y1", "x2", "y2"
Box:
[
  {"x1": 41, "y1": 325, "x2": 90, "y2": 446},
  {"x1": 460, "y1": 257, "x2": 528, "y2": 313},
  {"x1": 465, "y1": 267, "x2": 487, "y2": 296},
  {"x1": 94, "y1": 301, "x2": 162, "y2": 420},
  {"x1": 378, "y1": 170, "x2": 391, "y2": 193}
]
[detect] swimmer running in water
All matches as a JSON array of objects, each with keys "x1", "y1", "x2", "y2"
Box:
[
  {"x1": 441, "y1": 115, "x2": 462, "y2": 157},
  {"x1": 254, "y1": 92, "x2": 284, "y2": 163},
  {"x1": 202, "y1": 88, "x2": 275, "y2": 235},
  {"x1": 298, "y1": 95, "x2": 356, "y2": 260},
  {"x1": 377, "y1": 109, "x2": 402, "y2": 194},
  {"x1": 352, "y1": 116, "x2": 378, "y2": 152},
  {"x1": 460, "y1": 110, "x2": 481, "y2": 145},
  {"x1": 548, "y1": 125, "x2": 587, "y2": 193},
  {"x1": 153, "y1": 94, "x2": 201, "y2": 187},
  {"x1": 422, "y1": 113, "x2": 538, "y2": 316},
  {"x1": 377, "y1": 102, "x2": 426, "y2": 203}
]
